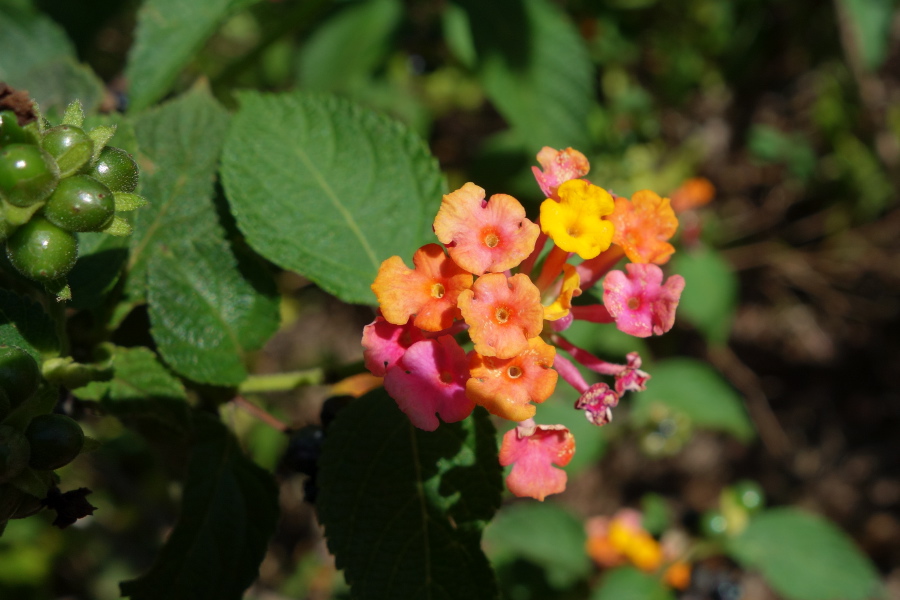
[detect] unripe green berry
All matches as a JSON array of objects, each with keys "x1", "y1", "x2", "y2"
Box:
[
  {"x1": 0, "y1": 425, "x2": 30, "y2": 483},
  {"x1": 6, "y1": 217, "x2": 79, "y2": 282},
  {"x1": 700, "y1": 509, "x2": 728, "y2": 538},
  {"x1": 42, "y1": 125, "x2": 93, "y2": 178},
  {"x1": 43, "y1": 174, "x2": 115, "y2": 232},
  {"x1": 732, "y1": 480, "x2": 765, "y2": 513},
  {"x1": 0, "y1": 345, "x2": 40, "y2": 409},
  {"x1": 26, "y1": 414, "x2": 84, "y2": 471},
  {"x1": 0, "y1": 111, "x2": 33, "y2": 147},
  {"x1": 0, "y1": 144, "x2": 60, "y2": 207},
  {"x1": 87, "y1": 146, "x2": 138, "y2": 193}
]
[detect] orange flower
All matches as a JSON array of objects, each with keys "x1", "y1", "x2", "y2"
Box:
[
  {"x1": 607, "y1": 190, "x2": 678, "y2": 265},
  {"x1": 457, "y1": 273, "x2": 544, "y2": 359},
  {"x1": 466, "y1": 337, "x2": 558, "y2": 421},
  {"x1": 433, "y1": 183, "x2": 540, "y2": 275},
  {"x1": 670, "y1": 177, "x2": 715, "y2": 212},
  {"x1": 664, "y1": 561, "x2": 692, "y2": 590},
  {"x1": 372, "y1": 243, "x2": 473, "y2": 331},
  {"x1": 540, "y1": 179, "x2": 615, "y2": 259}
]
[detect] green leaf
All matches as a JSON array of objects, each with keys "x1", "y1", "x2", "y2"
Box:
[
  {"x1": 148, "y1": 238, "x2": 279, "y2": 386},
  {"x1": 221, "y1": 91, "x2": 446, "y2": 304},
  {"x1": 727, "y1": 508, "x2": 881, "y2": 600},
  {"x1": 633, "y1": 358, "x2": 754, "y2": 441},
  {"x1": 838, "y1": 0, "x2": 894, "y2": 71},
  {"x1": 297, "y1": 0, "x2": 403, "y2": 92},
  {"x1": 102, "y1": 215, "x2": 133, "y2": 237},
  {"x1": 317, "y1": 390, "x2": 502, "y2": 600},
  {"x1": 62, "y1": 100, "x2": 84, "y2": 128},
  {"x1": 590, "y1": 566, "x2": 675, "y2": 600},
  {"x1": 120, "y1": 413, "x2": 280, "y2": 600},
  {"x1": 114, "y1": 193, "x2": 148, "y2": 212},
  {"x1": 2, "y1": 384, "x2": 58, "y2": 432},
  {"x1": 68, "y1": 232, "x2": 129, "y2": 310},
  {"x1": 671, "y1": 245, "x2": 737, "y2": 344},
  {"x1": 8, "y1": 466, "x2": 53, "y2": 499},
  {"x1": 73, "y1": 346, "x2": 190, "y2": 433},
  {"x1": 125, "y1": 0, "x2": 260, "y2": 112},
  {"x1": 465, "y1": 0, "x2": 594, "y2": 149},
  {"x1": 483, "y1": 502, "x2": 591, "y2": 589},
  {"x1": 0, "y1": 5, "x2": 104, "y2": 114},
  {"x1": 87, "y1": 125, "x2": 117, "y2": 163},
  {"x1": 0, "y1": 289, "x2": 59, "y2": 361},
  {"x1": 128, "y1": 86, "x2": 231, "y2": 301}
]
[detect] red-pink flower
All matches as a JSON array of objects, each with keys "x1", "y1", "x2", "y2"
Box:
[
  {"x1": 383, "y1": 335, "x2": 474, "y2": 431},
  {"x1": 499, "y1": 421, "x2": 575, "y2": 501},
  {"x1": 457, "y1": 273, "x2": 544, "y2": 359},
  {"x1": 575, "y1": 383, "x2": 620, "y2": 426},
  {"x1": 615, "y1": 352, "x2": 650, "y2": 395},
  {"x1": 532, "y1": 147, "x2": 591, "y2": 198},
  {"x1": 603, "y1": 263, "x2": 685, "y2": 338},
  {"x1": 433, "y1": 183, "x2": 540, "y2": 276},
  {"x1": 361, "y1": 316, "x2": 427, "y2": 376},
  {"x1": 372, "y1": 244, "x2": 473, "y2": 331}
]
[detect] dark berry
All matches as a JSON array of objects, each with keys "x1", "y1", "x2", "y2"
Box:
[
  {"x1": 41, "y1": 125, "x2": 93, "y2": 177},
  {"x1": 25, "y1": 414, "x2": 84, "y2": 471},
  {"x1": 281, "y1": 425, "x2": 324, "y2": 477},
  {"x1": 87, "y1": 146, "x2": 138, "y2": 193},
  {"x1": 43, "y1": 174, "x2": 114, "y2": 232},
  {"x1": 6, "y1": 216, "x2": 79, "y2": 282},
  {"x1": 0, "y1": 144, "x2": 60, "y2": 207},
  {"x1": 0, "y1": 345, "x2": 40, "y2": 408}
]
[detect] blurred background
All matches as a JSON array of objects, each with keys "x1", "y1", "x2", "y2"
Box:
[{"x1": 1, "y1": 0, "x2": 898, "y2": 598}]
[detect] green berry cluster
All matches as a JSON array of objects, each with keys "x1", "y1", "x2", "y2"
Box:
[
  {"x1": 0, "y1": 99, "x2": 145, "y2": 295},
  {"x1": 0, "y1": 346, "x2": 85, "y2": 531}
]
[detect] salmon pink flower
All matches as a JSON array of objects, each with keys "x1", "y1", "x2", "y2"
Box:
[
  {"x1": 603, "y1": 263, "x2": 685, "y2": 338},
  {"x1": 532, "y1": 147, "x2": 590, "y2": 199},
  {"x1": 433, "y1": 183, "x2": 540, "y2": 276},
  {"x1": 372, "y1": 243, "x2": 473, "y2": 331},
  {"x1": 466, "y1": 337, "x2": 558, "y2": 421},
  {"x1": 499, "y1": 421, "x2": 575, "y2": 501},
  {"x1": 361, "y1": 316, "x2": 426, "y2": 376},
  {"x1": 383, "y1": 335, "x2": 474, "y2": 431},
  {"x1": 540, "y1": 179, "x2": 615, "y2": 260},
  {"x1": 670, "y1": 177, "x2": 715, "y2": 213},
  {"x1": 457, "y1": 273, "x2": 544, "y2": 359},
  {"x1": 608, "y1": 190, "x2": 678, "y2": 265}
]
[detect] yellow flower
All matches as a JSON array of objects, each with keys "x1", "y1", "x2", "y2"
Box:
[{"x1": 540, "y1": 179, "x2": 614, "y2": 259}]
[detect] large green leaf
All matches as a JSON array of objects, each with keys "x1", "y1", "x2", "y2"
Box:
[
  {"x1": 0, "y1": 4, "x2": 104, "y2": 113},
  {"x1": 317, "y1": 390, "x2": 502, "y2": 600},
  {"x1": 125, "y1": 0, "x2": 260, "y2": 112},
  {"x1": 670, "y1": 245, "x2": 737, "y2": 344},
  {"x1": 483, "y1": 502, "x2": 591, "y2": 590},
  {"x1": 120, "y1": 413, "x2": 279, "y2": 600},
  {"x1": 69, "y1": 232, "x2": 129, "y2": 310},
  {"x1": 73, "y1": 346, "x2": 190, "y2": 433},
  {"x1": 632, "y1": 358, "x2": 754, "y2": 441},
  {"x1": 297, "y1": 0, "x2": 403, "y2": 92},
  {"x1": 727, "y1": 508, "x2": 881, "y2": 600},
  {"x1": 590, "y1": 566, "x2": 675, "y2": 600},
  {"x1": 0, "y1": 289, "x2": 59, "y2": 361},
  {"x1": 458, "y1": 0, "x2": 594, "y2": 150},
  {"x1": 838, "y1": 0, "x2": 894, "y2": 71},
  {"x1": 128, "y1": 86, "x2": 230, "y2": 301},
  {"x1": 221, "y1": 91, "x2": 445, "y2": 304},
  {"x1": 147, "y1": 238, "x2": 279, "y2": 386}
]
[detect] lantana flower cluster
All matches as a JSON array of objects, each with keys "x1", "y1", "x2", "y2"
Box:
[{"x1": 362, "y1": 147, "x2": 685, "y2": 501}]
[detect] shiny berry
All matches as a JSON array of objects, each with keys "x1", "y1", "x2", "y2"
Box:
[
  {"x1": 87, "y1": 146, "x2": 138, "y2": 193},
  {"x1": 0, "y1": 345, "x2": 40, "y2": 408},
  {"x1": 43, "y1": 174, "x2": 114, "y2": 232},
  {"x1": 25, "y1": 414, "x2": 84, "y2": 471},
  {"x1": 41, "y1": 125, "x2": 93, "y2": 178},
  {"x1": 0, "y1": 144, "x2": 59, "y2": 207},
  {"x1": 6, "y1": 217, "x2": 79, "y2": 282},
  {"x1": 0, "y1": 111, "x2": 33, "y2": 146}
]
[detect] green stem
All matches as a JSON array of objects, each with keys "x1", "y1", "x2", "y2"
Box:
[{"x1": 238, "y1": 368, "x2": 325, "y2": 394}]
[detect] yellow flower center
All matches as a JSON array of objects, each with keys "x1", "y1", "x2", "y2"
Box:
[
  {"x1": 507, "y1": 365, "x2": 523, "y2": 379},
  {"x1": 484, "y1": 231, "x2": 500, "y2": 248},
  {"x1": 431, "y1": 283, "x2": 445, "y2": 299},
  {"x1": 495, "y1": 307, "x2": 510, "y2": 324}
]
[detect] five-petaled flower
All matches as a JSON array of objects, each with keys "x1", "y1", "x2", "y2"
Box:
[{"x1": 499, "y1": 421, "x2": 575, "y2": 501}]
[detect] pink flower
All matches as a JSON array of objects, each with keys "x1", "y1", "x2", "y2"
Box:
[
  {"x1": 575, "y1": 383, "x2": 619, "y2": 426},
  {"x1": 532, "y1": 147, "x2": 591, "y2": 198},
  {"x1": 433, "y1": 183, "x2": 540, "y2": 276},
  {"x1": 603, "y1": 263, "x2": 685, "y2": 338},
  {"x1": 499, "y1": 421, "x2": 575, "y2": 501},
  {"x1": 615, "y1": 352, "x2": 650, "y2": 395},
  {"x1": 383, "y1": 335, "x2": 474, "y2": 431},
  {"x1": 361, "y1": 316, "x2": 427, "y2": 376}
]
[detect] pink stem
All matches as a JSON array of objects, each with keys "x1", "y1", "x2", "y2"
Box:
[
  {"x1": 571, "y1": 304, "x2": 615, "y2": 324},
  {"x1": 552, "y1": 334, "x2": 625, "y2": 376},
  {"x1": 553, "y1": 353, "x2": 590, "y2": 394},
  {"x1": 519, "y1": 231, "x2": 548, "y2": 276}
]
